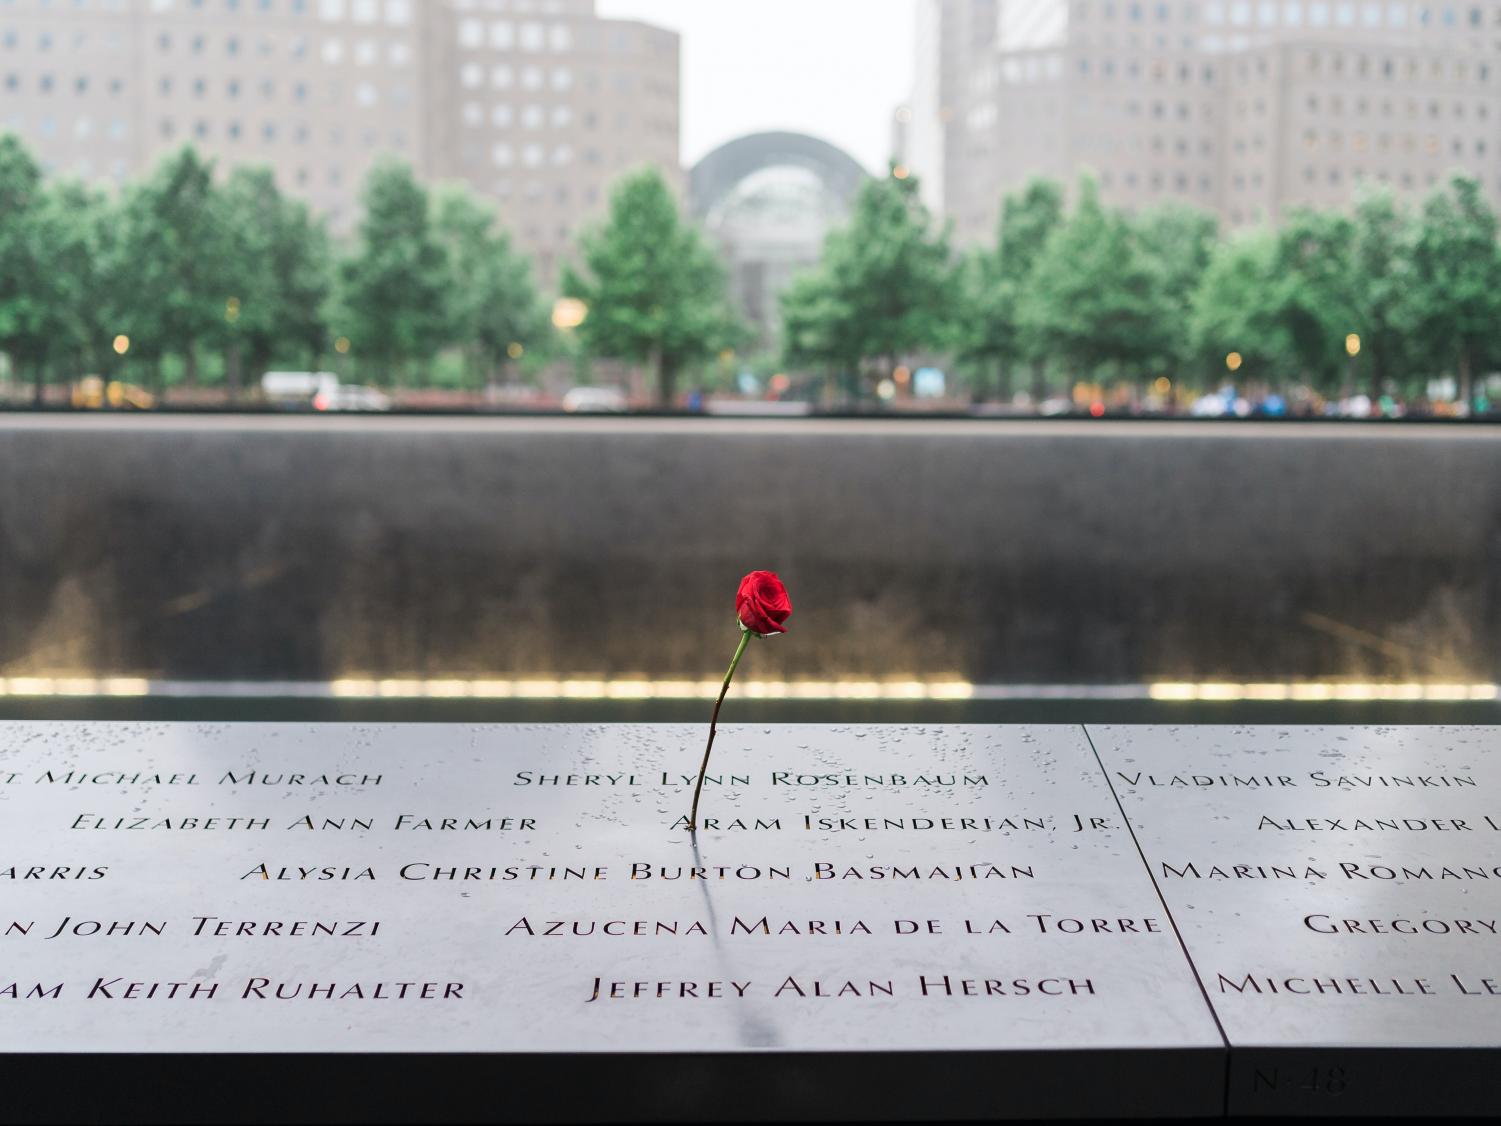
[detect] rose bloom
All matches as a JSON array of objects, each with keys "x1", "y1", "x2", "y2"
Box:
[{"x1": 736, "y1": 571, "x2": 792, "y2": 636}]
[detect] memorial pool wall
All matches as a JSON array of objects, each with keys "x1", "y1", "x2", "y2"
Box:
[{"x1": 1, "y1": 416, "x2": 1497, "y2": 689}]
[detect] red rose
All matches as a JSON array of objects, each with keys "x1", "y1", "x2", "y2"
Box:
[
  {"x1": 736, "y1": 570, "x2": 792, "y2": 636},
  {"x1": 689, "y1": 570, "x2": 795, "y2": 829}
]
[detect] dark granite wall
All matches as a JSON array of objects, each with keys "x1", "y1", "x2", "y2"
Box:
[{"x1": 2, "y1": 417, "x2": 1497, "y2": 686}]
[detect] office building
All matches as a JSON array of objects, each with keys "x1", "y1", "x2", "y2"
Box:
[
  {"x1": 899, "y1": 0, "x2": 1501, "y2": 242},
  {"x1": 0, "y1": 0, "x2": 679, "y2": 283}
]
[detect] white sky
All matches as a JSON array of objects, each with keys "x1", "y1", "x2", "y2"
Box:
[{"x1": 594, "y1": 0, "x2": 917, "y2": 174}]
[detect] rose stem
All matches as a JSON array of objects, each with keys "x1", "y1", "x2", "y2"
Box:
[{"x1": 689, "y1": 627, "x2": 752, "y2": 831}]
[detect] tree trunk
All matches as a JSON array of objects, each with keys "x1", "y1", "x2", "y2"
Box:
[
  {"x1": 659, "y1": 358, "x2": 678, "y2": 409},
  {"x1": 995, "y1": 358, "x2": 1012, "y2": 402},
  {"x1": 227, "y1": 343, "x2": 243, "y2": 404},
  {"x1": 1458, "y1": 347, "x2": 1474, "y2": 411},
  {"x1": 183, "y1": 343, "x2": 199, "y2": 389},
  {"x1": 1030, "y1": 359, "x2": 1046, "y2": 405},
  {"x1": 650, "y1": 344, "x2": 669, "y2": 407},
  {"x1": 31, "y1": 362, "x2": 44, "y2": 407}
]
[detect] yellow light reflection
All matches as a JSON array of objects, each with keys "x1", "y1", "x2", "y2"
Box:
[
  {"x1": 1198, "y1": 683, "x2": 1246, "y2": 701},
  {"x1": 0, "y1": 675, "x2": 1492, "y2": 704},
  {"x1": 928, "y1": 681, "x2": 975, "y2": 700},
  {"x1": 514, "y1": 680, "x2": 564, "y2": 698},
  {"x1": 100, "y1": 678, "x2": 150, "y2": 697},
  {"x1": 468, "y1": 680, "x2": 515, "y2": 698},
  {"x1": 605, "y1": 680, "x2": 655, "y2": 699},
  {"x1": 651, "y1": 681, "x2": 702, "y2": 699},
  {"x1": 881, "y1": 681, "x2": 928, "y2": 700},
  {"x1": 330, "y1": 678, "x2": 379, "y2": 698},
  {"x1": 4, "y1": 678, "x2": 56, "y2": 696},
  {"x1": 1149, "y1": 682, "x2": 1198, "y2": 701},
  {"x1": 423, "y1": 680, "x2": 473, "y2": 698},
  {"x1": 377, "y1": 679, "x2": 425, "y2": 697},
  {"x1": 1243, "y1": 683, "x2": 1291, "y2": 701}
]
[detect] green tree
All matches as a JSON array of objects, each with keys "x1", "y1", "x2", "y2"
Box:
[
  {"x1": 217, "y1": 166, "x2": 332, "y2": 399},
  {"x1": 36, "y1": 181, "x2": 119, "y2": 387},
  {"x1": 1269, "y1": 208, "x2": 1359, "y2": 391},
  {"x1": 562, "y1": 167, "x2": 741, "y2": 405},
  {"x1": 779, "y1": 165, "x2": 954, "y2": 396},
  {"x1": 779, "y1": 269, "x2": 860, "y2": 394},
  {"x1": 1189, "y1": 229, "x2": 1295, "y2": 381},
  {"x1": 954, "y1": 178, "x2": 1064, "y2": 402},
  {"x1": 433, "y1": 185, "x2": 547, "y2": 390},
  {"x1": 112, "y1": 146, "x2": 234, "y2": 391},
  {"x1": 1018, "y1": 178, "x2": 1172, "y2": 385},
  {"x1": 1134, "y1": 204, "x2": 1218, "y2": 381},
  {"x1": 0, "y1": 139, "x2": 118, "y2": 403},
  {"x1": 1347, "y1": 188, "x2": 1415, "y2": 400},
  {"x1": 1402, "y1": 175, "x2": 1501, "y2": 408},
  {"x1": 0, "y1": 135, "x2": 71, "y2": 402},
  {"x1": 338, "y1": 159, "x2": 451, "y2": 385}
]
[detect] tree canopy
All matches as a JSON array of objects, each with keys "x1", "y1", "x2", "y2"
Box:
[
  {"x1": 780, "y1": 165, "x2": 954, "y2": 389},
  {"x1": 562, "y1": 167, "x2": 743, "y2": 405},
  {"x1": 3, "y1": 129, "x2": 1500, "y2": 411}
]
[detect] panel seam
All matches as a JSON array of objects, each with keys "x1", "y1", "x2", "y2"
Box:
[{"x1": 1080, "y1": 723, "x2": 1233, "y2": 1116}]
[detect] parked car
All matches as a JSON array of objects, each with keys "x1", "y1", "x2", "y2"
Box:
[
  {"x1": 561, "y1": 386, "x2": 628, "y2": 413},
  {"x1": 313, "y1": 384, "x2": 391, "y2": 412},
  {"x1": 263, "y1": 371, "x2": 339, "y2": 410}
]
